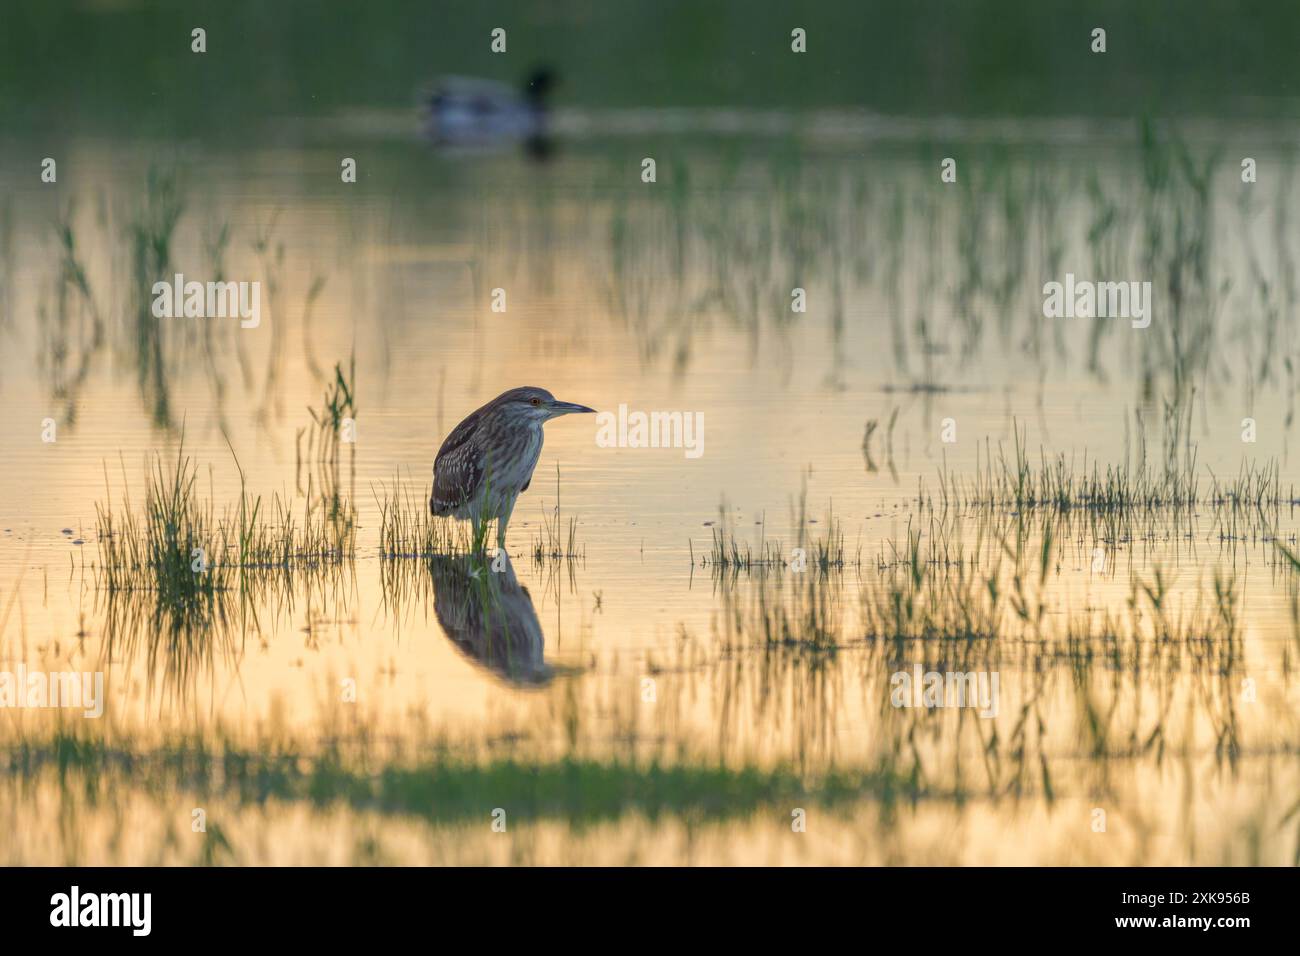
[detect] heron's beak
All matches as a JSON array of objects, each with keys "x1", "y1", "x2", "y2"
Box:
[{"x1": 548, "y1": 400, "x2": 596, "y2": 416}]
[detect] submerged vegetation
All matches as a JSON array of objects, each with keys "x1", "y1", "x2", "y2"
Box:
[
  {"x1": 0, "y1": 731, "x2": 919, "y2": 827},
  {"x1": 921, "y1": 424, "x2": 1295, "y2": 517},
  {"x1": 88, "y1": 361, "x2": 362, "y2": 693},
  {"x1": 374, "y1": 464, "x2": 585, "y2": 565},
  {"x1": 96, "y1": 441, "x2": 358, "y2": 601},
  {"x1": 530, "y1": 466, "x2": 585, "y2": 563},
  {"x1": 702, "y1": 484, "x2": 854, "y2": 574}
]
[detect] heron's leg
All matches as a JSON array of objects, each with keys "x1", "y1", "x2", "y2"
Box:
[
  {"x1": 470, "y1": 513, "x2": 483, "y2": 553},
  {"x1": 496, "y1": 493, "x2": 518, "y2": 552}
]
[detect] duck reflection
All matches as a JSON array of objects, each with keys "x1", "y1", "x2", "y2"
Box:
[{"x1": 429, "y1": 555, "x2": 551, "y2": 687}]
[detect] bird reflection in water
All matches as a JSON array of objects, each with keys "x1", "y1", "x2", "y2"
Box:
[{"x1": 428, "y1": 555, "x2": 551, "y2": 687}]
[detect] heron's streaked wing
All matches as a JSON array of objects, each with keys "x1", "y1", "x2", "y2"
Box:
[
  {"x1": 435, "y1": 403, "x2": 483, "y2": 461},
  {"x1": 431, "y1": 432, "x2": 484, "y2": 515}
]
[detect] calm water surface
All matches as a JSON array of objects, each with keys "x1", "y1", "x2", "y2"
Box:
[{"x1": 1, "y1": 112, "x2": 1298, "y2": 863}]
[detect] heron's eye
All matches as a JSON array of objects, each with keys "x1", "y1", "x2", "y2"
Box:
[{"x1": 530, "y1": 397, "x2": 541, "y2": 406}]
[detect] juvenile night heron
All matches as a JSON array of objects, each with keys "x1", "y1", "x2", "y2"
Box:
[{"x1": 430, "y1": 386, "x2": 595, "y2": 550}]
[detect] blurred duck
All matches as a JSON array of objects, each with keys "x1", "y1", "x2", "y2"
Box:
[{"x1": 425, "y1": 67, "x2": 556, "y2": 150}]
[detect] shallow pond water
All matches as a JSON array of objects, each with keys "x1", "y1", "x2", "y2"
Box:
[{"x1": 1, "y1": 85, "x2": 1298, "y2": 864}]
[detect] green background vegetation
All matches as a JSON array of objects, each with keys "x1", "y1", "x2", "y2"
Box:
[{"x1": 2, "y1": 0, "x2": 1297, "y2": 136}]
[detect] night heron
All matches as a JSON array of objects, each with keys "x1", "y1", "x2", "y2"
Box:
[{"x1": 430, "y1": 386, "x2": 595, "y2": 550}]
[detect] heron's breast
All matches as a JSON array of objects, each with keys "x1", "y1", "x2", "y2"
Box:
[{"x1": 492, "y1": 425, "x2": 544, "y2": 494}]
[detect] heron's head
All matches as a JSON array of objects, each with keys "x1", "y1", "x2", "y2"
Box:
[{"x1": 494, "y1": 386, "x2": 595, "y2": 424}]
